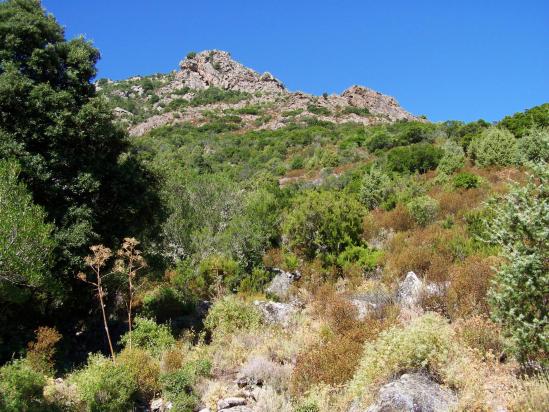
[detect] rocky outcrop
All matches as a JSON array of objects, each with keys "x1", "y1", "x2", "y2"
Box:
[
  {"x1": 265, "y1": 268, "x2": 301, "y2": 300},
  {"x1": 253, "y1": 300, "x2": 297, "y2": 326},
  {"x1": 107, "y1": 49, "x2": 423, "y2": 136},
  {"x1": 365, "y1": 373, "x2": 457, "y2": 412}
]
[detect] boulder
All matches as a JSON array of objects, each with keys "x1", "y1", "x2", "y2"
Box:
[
  {"x1": 365, "y1": 373, "x2": 457, "y2": 412},
  {"x1": 150, "y1": 398, "x2": 172, "y2": 411},
  {"x1": 253, "y1": 300, "x2": 297, "y2": 326},
  {"x1": 396, "y1": 271, "x2": 423, "y2": 308},
  {"x1": 351, "y1": 290, "x2": 393, "y2": 320},
  {"x1": 265, "y1": 268, "x2": 300, "y2": 300},
  {"x1": 217, "y1": 397, "x2": 247, "y2": 410}
]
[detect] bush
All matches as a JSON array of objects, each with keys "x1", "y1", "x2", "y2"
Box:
[
  {"x1": 486, "y1": 163, "x2": 549, "y2": 365},
  {"x1": 349, "y1": 314, "x2": 453, "y2": 399},
  {"x1": 70, "y1": 354, "x2": 137, "y2": 412},
  {"x1": 118, "y1": 348, "x2": 160, "y2": 401},
  {"x1": 359, "y1": 167, "x2": 393, "y2": 210},
  {"x1": 0, "y1": 359, "x2": 47, "y2": 412},
  {"x1": 386, "y1": 144, "x2": 443, "y2": 174},
  {"x1": 499, "y1": 103, "x2": 549, "y2": 138},
  {"x1": 186, "y1": 51, "x2": 197, "y2": 59},
  {"x1": 238, "y1": 267, "x2": 273, "y2": 293},
  {"x1": 307, "y1": 105, "x2": 331, "y2": 116},
  {"x1": 26, "y1": 326, "x2": 62, "y2": 376},
  {"x1": 343, "y1": 106, "x2": 370, "y2": 116},
  {"x1": 469, "y1": 127, "x2": 518, "y2": 166},
  {"x1": 141, "y1": 286, "x2": 194, "y2": 323},
  {"x1": 406, "y1": 195, "x2": 439, "y2": 227},
  {"x1": 204, "y1": 295, "x2": 262, "y2": 336},
  {"x1": 120, "y1": 317, "x2": 176, "y2": 357},
  {"x1": 437, "y1": 140, "x2": 465, "y2": 174},
  {"x1": 336, "y1": 246, "x2": 383, "y2": 272},
  {"x1": 452, "y1": 172, "x2": 480, "y2": 189},
  {"x1": 160, "y1": 359, "x2": 211, "y2": 412},
  {"x1": 518, "y1": 127, "x2": 549, "y2": 163},
  {"x1": 282, "y1": 191, "x2": 364, "y2": 261}
]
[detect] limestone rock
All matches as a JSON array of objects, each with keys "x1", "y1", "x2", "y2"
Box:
[
  {"x1": 265, "y1": 268, "x2": 300, "y2": 300},
  {"x1": 397, "y1": 271, "x2": 423, "y2": 308},
  {"x1": 217, "y1": 397, "x2": 247, "y2": 410},
  {"x1": 253, "y1": 300, "x2": 297, "y2": 326}
]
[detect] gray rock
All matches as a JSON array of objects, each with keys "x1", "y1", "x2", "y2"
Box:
[
  {"x1": 253, "y1": 300, "x2": 297, "y2": 326},
  {"x1": 219, "y1": 407, "x2": 253, "y2": 412},
  {"x1": 351, "y1": 290, "x2": 393, "y2": 320},
  {"x1": 396, "y1": 271, "x2": 423, "y2": 308},
  {"x1": 365, "y1": 373, "x2": 457, "y2": 412},
  {"x1": 150, "y1": 398, "x2": 172, "y2": 411},
  {"x1": 265, "y1": 268, "x2": 300, "y2": 300},
  {"x1": 217, "y1": 397, "x2": 247, "y2": 410}
]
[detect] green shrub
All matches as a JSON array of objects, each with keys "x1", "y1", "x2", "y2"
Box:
[
  {"x1": 406, "y1": 195, "x2": 439, "y2": 227},
  {"x1": 120, "y1": 317, "x2": 176, "y2": 357},
  {"x1": 186, "y1": 51, "x2": 197, "y2": 59},
  {"x1": 469, "y1": 127, "x2": 518, "y2": 166},
  {"x1": 486, "y1": 163, "x2": 549, "y2": 365},
  {"x1": 343, "y1": 106, "x2": 370, "y2": 116},
  {"x1": 453, "y1": 172, "x2": 480, "y2": 189},
  {"x1": 499, "y1": 103, "x2": 549, "y2": 138},
  {"x1": 160, "y1": 359, "x2": 211, "y2": 412},
  {"x1": 307, "y1": 105, "x2": 331, "y2": 116},
  {"x1": 204, "y1": 295, "x2": 262, "y2": 336},
  {"x1": 0, "y1": 359, "x2": 47, "y2": 412},
  {"x1": 290, "y1": 155, "x2": 305, "y2": 169},
  {"x1": 141, "y1": 286, "x2": 194, "y2": 323},
  {"x1": 437, "y1": 140, "x2": 465, "y2": 174},
  {"x1": 518, "y1": 127, "x2": 549, "y2": 163},
  {"x1": 70, "y1": 354, "x2": 137, "y2": 412},
  {"x1": 359, "y1": 167, "x2": 393, "y2": 210},
  {"x1": 282, "y1": 191, "x2": 364, "y2": 260},
  {"x1": 386, "y1": 144, "x2": 443, "y2": 174},
  {"x1": 238, "y1": 267, "x2": 273, "y2": 293},
  {"x1": 337, "y1": 246, "x2": 383, "y2": 272},
  {"x1": 349, "y1": 314, "x2": 453, "y2": 399}
]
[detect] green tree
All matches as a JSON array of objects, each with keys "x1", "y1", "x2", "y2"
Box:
[
  {"x1": 359, "y1": 167, "x2": 393, "y2": 210},
  {"x1": 518, "y1": 127, "x2": 549, "y2": 164},
  {"x1": 0, "y1": 160, "x2": 56, "y2": 299},
  {"x1": 282, "y1": 190, "x2": 364, "y2": 260},
  {"x1": 486, "y1": 163, "x2": 548, "y2": 364},
  {"x1": 437, "y1": 140, "x2": 465, "y2": 175},
  {"x1": 0, "y1": 0, "x2": 158, "y2": 274}
]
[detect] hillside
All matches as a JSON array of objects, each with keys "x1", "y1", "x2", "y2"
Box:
[
  {"x1": 97, "y1": 50, "x2": 420, "y2": 136},
  {"x1": 0, "y1": 2, "x2": 548, "y2": 412}
]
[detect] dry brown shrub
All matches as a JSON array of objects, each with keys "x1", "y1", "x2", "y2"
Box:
[
  {"x1": 446, "y1": 255, "x2": 498, "y2": 319},
  {"x1": 435, "y1": 187, "x2": 487, "y2": 218},
  {"x1": 299, "y1": 259, "x2": 339, "y2": 292},
  {"x1": 26, "y1": 326, "x2": 62, "y2": 375},
  {"x1": 118, "y1": 347, "x2": 161, "y2": 401},
  {"x1": 377, "y1": 204, "x2": 414, "y2": 232},
  {"x1": 454, "y1": 315, "x2": 504, "y2": 357},
  {"x1": 262, "y1": 248, "x2": 284, "y2": 268}
]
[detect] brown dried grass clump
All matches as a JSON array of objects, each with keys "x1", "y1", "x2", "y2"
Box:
[{"x1": 26, "y1": 326, "x2": 62, "y2": 375}]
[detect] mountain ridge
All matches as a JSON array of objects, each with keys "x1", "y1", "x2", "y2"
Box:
[{"x1": 98, "y1": 50, "x2": 421, "y2": 136}]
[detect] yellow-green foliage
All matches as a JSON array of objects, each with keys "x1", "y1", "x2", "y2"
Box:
[
  {"x1": 118, "y1": 348, "x2": 161, "y2": 401},
  {"x1": 349, "y1": 314, "x2": 453, "y2": 399},
  {"x1": 204, "y1": 295, "x2": 262, "y2": 336}
]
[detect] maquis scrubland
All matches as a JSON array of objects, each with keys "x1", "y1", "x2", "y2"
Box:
[{"x1": 0, "y1": 1, "x2": 547, "y2": 411}]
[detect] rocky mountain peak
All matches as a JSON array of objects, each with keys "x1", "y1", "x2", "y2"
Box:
[{"x1": 176, "y1": 49, "x2": 286, "y2": 94}]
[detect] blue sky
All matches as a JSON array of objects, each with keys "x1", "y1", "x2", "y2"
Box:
[{"x1": 42, "y1": 0, "x2": 547, "y2": 122}]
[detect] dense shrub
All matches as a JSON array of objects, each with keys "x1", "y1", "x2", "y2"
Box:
[
  {"x1": 120, "y1": 317, "x2": 176, "y2": 357},
  {"x1": 469, "y1": 127, "x2": 518, "y2": 166},
  {"x1": 26, "y1": 326, "x2": 62, "y2": 376},
  {"x1": 343, "y1": 106, "x2": 370, "y2": 116},
  {"x1": 359, "y1": 167, "x2": 393, "y2": 210},
  {"x1": 406, "y1": 195, "x2": 439, "y2": 227},
  {"x1": 386, "y1": 144, "x2": 443, "y2": 174},
  {"x1": 70, "y1": 354, "x2": 137, "y2": 412},
  {"x1": 452, "y1": 172, "x2": 480, "y2": 189},
  {"x1": 349, "y1": 314, "x2": 453, "y2": 399},
  {"x1": 307, "y1": 104, "x2": 331, "y2": 116},
  {"x1": 160, "y1": 359, "x2": 211, "y2": 411},
  {"x1": 499, "y1": 103, "x2": 549, "y2": 138},
  {"x1": 437, "y1": 140, "x2": 465, "y2": 174},
  {"x1": 517, "y1": 127, "x2": 549, "y2": 163},
  {"x1": 336, "y1": 246, "x2": 383, "y2": 272},
  {"x1": 118, "y1": 348, "x2": 161, "y2": 401},
  {"x1": 486, "y1": 163, "x2": 549, "y2": 365},
  {"x1": 282, "y1": 190, "x2": 364, "y2": 261},
  {"x1": 204, "y1": 295, "x2": 262, "y2": 336},
  {"x1": 0, "y1": 359, "x2": 47, "y2": 412}
]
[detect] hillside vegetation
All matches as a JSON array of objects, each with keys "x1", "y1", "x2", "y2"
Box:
[{"x1": 0, "y1": 1, "x2": 548, "y2": 411}]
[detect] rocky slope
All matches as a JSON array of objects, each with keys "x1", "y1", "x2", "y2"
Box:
[{"x1": 98, "y1": 50, "x2": 421, "y2": 136}]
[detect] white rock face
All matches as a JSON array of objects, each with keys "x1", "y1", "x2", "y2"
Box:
[
  {"x1": 253, "y1": 300, "x2": 297, "y2": 326},
  {"x1": 397, "y1": 271, "x2": 423, "y2": 308}
]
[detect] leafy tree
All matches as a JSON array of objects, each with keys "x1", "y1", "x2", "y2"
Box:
[
  {"x1": 518, "y1": 127, "x2": 549, "y2": 164},
  {"x1": 386, "y1": 144, "x2": 443, "y2": 174},
  {"x1": 282, "y1": 190, "x2": 364, "y2": 260},
  {"x1": 469, "y1": 127, "x2": 518, "y2": 167},
  {"x1": 499, "y1": 103, "x2": 549, "y2": 138},
  {"x1": 0, "y1": 0, "x2": 159, "y2": 275},
  {"x1": 486, "y1": 163, "x2": 548, "y2": 364},
  {"x1": 0, "y1": 160, "x2": 56, "y2": 300}
]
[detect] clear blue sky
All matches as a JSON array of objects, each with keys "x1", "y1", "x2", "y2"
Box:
[{"x1": 42, "y1": 0, "x2": 547, "y2": 122}]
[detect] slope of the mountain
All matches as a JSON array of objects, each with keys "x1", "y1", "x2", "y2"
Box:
[{"x1": 97, "y1": 50, "x2": 421, "y2": 136}]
